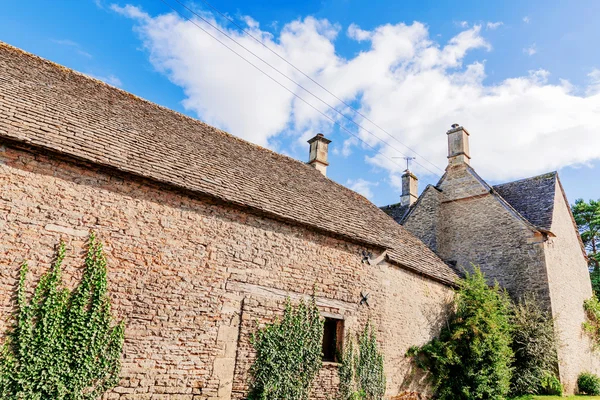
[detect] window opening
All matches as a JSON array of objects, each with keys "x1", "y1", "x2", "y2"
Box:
[{"x1": 322, "y1": 317, "x2": 344, "y2": 362}]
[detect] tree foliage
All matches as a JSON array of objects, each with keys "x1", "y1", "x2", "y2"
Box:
[
  {"x1": 338, "y1": 322, "x2": 386, "y2": 400},
  {"x1": 510, "y1": 293, "x2": 559, "y2": 396},
  {"x1": 248, "y1": 297, "x2": 323, "y2": 400},
  {"x1": 572, "y1": 199, "x2": 600, "y2": 278},
  {"x1": 407, "y1": 267, "x2": 514, "y2": 400},
  {"x1": 0, "y1": 233, "x2": 125, "y2": 400}
]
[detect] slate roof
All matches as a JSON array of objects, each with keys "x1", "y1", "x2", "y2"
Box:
[
  {"x1": 380, "y1": 203, "x2": 411, "y2": 224},
  {"x1": 0, "y1": 42, "x2": 458, "y2": 286},
  {"x1": 493, "y1": 172, "x2": 557, "y2": 231}
]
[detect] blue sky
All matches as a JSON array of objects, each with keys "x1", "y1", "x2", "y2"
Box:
[{"x1": 1, "y1": 0, "x2": 599, "y2": 206}]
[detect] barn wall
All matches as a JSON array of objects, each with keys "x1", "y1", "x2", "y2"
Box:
[{"x1": 0, "y1": 145, "x2": 453, "y2": 399}]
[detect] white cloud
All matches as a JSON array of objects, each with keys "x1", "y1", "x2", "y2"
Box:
[
  {"x1": 51, "y1": 39, "x2": 92, "y2": 58},
  {"x1": 112, "y1": 4, "x2": 600, "y2": 184},
  {"x1": 486, "y1": 21, "x2": 503, "y2": 30},
  {"x1": 523, "y1": 16, "x2": 531, "y2": 23},
  {"x1": 85, "y1": 73, "x2": 123, "y2": 87},
  {"x1": 523, "y1": 43, "x2": 537, "y2": 56},
  {"x1": 587, "y1": 69, "x2": 600, "y2": 96},
  {"x1": 348, "y1": 23, "x2": 371, "y2": 41},
  {"x1": 346, "y1": 178, "x2": 378, "y2": 200}
]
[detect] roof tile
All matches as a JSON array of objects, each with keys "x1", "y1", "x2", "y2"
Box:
[
  {"x1": 493, "y1": 172, "x2": 557, "y2": 230},
  {"x1": 0, "y1": 42, "x2": 458, "y2": 286}
]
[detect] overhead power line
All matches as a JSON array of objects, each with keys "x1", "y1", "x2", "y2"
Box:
[
  {"x1": 159, "y1": 0, "x2": 444, "y2": 177},
  {"x1": 188, "y1": 0, "x2": 446, "y2": 175},
  {"x1": 157, "y1": 0, "x2": 415, "y2": 174},
  {"x1": 154, "y1": 1, "x2": 482, "y2": 223}
]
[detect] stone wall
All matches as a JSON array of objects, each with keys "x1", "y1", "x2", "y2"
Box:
[
  {"x1": 402, "y1": 186, "x2": 440, "y2": 252},
  {"x1": 406, "y1": 164, "x2": 551, "y2": 305},
  {"x1": 0, "y1": 144, "x2": 453, "y2": 399},
  {"x1": 543, "y1": 182, "x2": 596, "y2": 392},
  {"x1": 402, "y1": 163, "x2": 600, "y2": 393}
]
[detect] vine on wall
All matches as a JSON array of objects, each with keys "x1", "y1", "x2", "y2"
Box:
[
  {"x1": 248, "y1": 297, "x2": 323, "y2": 400},
  {"x1": 338, "y1": 321, "x2": 386, "y2": 400},
  {"x1": 0, "y1": 233, "x2": 125, "y2": 400},
  {"x1": 583, "y1": 295, "x2": 600, "y2": 349}
]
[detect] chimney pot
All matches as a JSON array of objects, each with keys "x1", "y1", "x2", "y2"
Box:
[
  {"x1": 446, "y1": 124, "x2": 471, "y2": 166},
  {"x1": 307, "y1": 133, "x2": 332, "y2": 176}
]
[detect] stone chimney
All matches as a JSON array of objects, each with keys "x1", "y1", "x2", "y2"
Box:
[
  {"x1": 401, "y1": 170, "x2": 418, "y2": 206},
  {"x1": 307, "y1": 133, "x2": 331, "y2": 175},
  {"x1": 447, "y1": 124, "x2": 471, "y2": 167}
]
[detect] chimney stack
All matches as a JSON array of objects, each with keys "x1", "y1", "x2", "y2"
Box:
[
  {"x1": 447, "y1": 124, "x2": 470, "y2": 167},
  {"x1": 401, "y1": 170, "x2": 418, "y2": 206},
  {"x1": 307, "y1": 133, "x2": 331, "y2": 176}
]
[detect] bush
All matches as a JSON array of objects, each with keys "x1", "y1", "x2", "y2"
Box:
[
  {"x1": 0, "y1": 234, "x2": 125, "y2": 400},
  {"x1": 407, "y1": 267, "x2": 514, "y2": 400},
  {"x1": 510, "y1": 293, "x2": 559, "y2": 395},
  {"x1": 338, "y1": 322, "x2": 386, "y2": 400},
  {"x1": 248, "y1": 297, "x2": 323, "y2": 400},
  {"x1": 578, "y1": 372, "x2": 600, "y2": 395},
  {"x1": 539, "y1": 372, "x2": 563, "y2": 396}
]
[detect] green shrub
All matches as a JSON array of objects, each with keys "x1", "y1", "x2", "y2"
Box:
[
  {"x1": 407, "y1": 266, "x2": 514, "y2": 400},
  {"x1": 540, "y1": 372, "x2": 563, "y2": 396},
  {"x1": 583, "y1": 296, "x2": 600, "y2": 349},
  {"x1": 248, "y1": 297, "x2": 323, "y2": 400},
  {"x1": 578, "y1": 372, "x2": 600, "y2": 395},
  {"x1": 0, "y1": 234, "x2": 124, "y2": 400},
  {"x1": 338, "y1": 322, "x2": 386, "y2": 400},
  {"x1": 510, "y1": 293, "x2": 559, "y2": 395}
]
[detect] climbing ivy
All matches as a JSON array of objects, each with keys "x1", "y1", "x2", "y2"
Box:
[
  {"x1": 583, "y1": 295, "x2": 600, "y2": 349},
  {"x1": 338, "y1": 321, "x2": 386, "y2": 400},
  {"x1": 248, "y1": 297, "x2": 323, "y2": 400},
  {"x1": 0, "y1": 233, "x2": 125, "y2": 400}
]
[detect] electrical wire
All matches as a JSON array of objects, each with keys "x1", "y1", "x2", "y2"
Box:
[
  {"x1": 157, "y1": 0, "x2": 430, "y2": 175},
  {"x1": 186, "y1": 0, "x2": 446, "y2": 174}
]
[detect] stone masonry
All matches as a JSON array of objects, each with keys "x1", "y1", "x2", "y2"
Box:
[
  {"x1": 390, "y1": 124, "x2": 597, "y2": 393},
  {"x1": 0, "y1": 146, "x2": 453, "y2": 398},
  {"x1": 0, "y1": 42, "x2": 459, "y2": 399}
]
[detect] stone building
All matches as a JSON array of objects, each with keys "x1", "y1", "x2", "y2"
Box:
[
  {"x1": 0, "y1": 42, "x2": 460, "y2": 399},
  {"x1": 382, "y1": 124, "x2": 597, "y2": 393}
]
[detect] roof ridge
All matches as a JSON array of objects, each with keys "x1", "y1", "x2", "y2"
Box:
[
  {"x1": 0, "y1": 41, "x2": 318, "y2": 172},
  {"x1": 0, "y1": 40, "x2": 459, "y2": 286},
  {"x1": 492, "y1": 171, "x2": 558, "y2": 231},
  {"x1": 494, "y1": 171, "x2": 558, "y2": 188}
]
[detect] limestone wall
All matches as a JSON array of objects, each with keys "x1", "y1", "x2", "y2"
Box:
[
  {"x1": 438, "y1": 192, "x2": 550, "y2": 304},
  {"x1": 403, "y1": 186, "x2": 440, "y2": 252},
  {"x1": 0, "y1": 145, "x2": 453, "y2": 399},
  {"x1": 408, "y1": 165, "x2": 551, "y2": 305},
  {"x1": 543, "y1": 182, "x2": 597, "y2": 392},
  {"x1": 402, "y1": 163, "x2": 599, "y2": 393}
]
